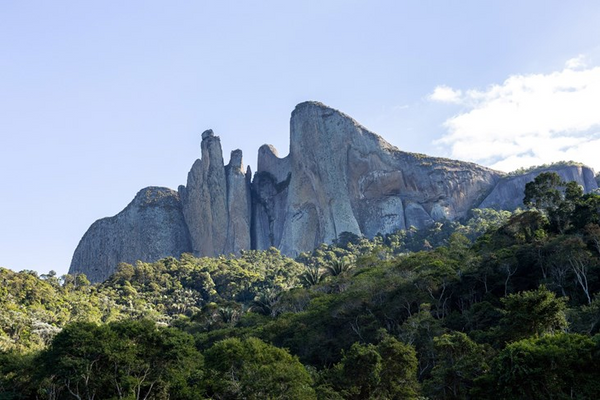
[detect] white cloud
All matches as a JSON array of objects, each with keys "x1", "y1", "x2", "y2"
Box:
[
  {"x1": 434, "y1": 60, "x2": 600, "y2": 173},
  {"x1": 429, "y1": 85, "x2": 463, "y2": 103}
]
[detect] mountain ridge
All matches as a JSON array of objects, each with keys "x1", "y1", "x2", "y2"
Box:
[{"x1": 69, "y1": 102, "x2": 598, "y2": 282}]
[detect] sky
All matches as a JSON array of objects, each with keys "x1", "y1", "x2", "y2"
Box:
[{"x1": 1, "y1": 1, "x2": 600, "y2": 276}]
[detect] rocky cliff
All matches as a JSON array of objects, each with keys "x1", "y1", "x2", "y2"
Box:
[
  {"x1": 479, "y1": 164, "x2": 598, "y2": 210},
  {"x1": 70, "y1": 132, "x2": 252, "y2": 282},
  {"x1": 69, "y1": 187, "x2": 192, "y2": 282},
  {"x1": 70, "y1": 101, "x2": 598, "y2": 281},
  {"x1": 252, "y1": 102, "x2": 502, "y2": 256},
  {"x1": 178, "y1": 130, "x2": 252, "y2": 257}
]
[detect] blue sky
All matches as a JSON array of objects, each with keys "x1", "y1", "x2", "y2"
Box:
[{"x1": 2, "y1": 1, "x2": 600, "y2": 275}]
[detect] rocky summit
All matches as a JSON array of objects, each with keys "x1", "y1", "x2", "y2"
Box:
[{"x1": 69, "y1": 101, "x2": 599, "y2": 282}]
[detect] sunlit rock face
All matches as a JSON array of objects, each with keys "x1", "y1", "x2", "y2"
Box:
[
  {"x1": 70, "y1": 101, "x2": 598, "y2": 281},
  {"x1": 178, "y1": 130, "x2": 252, "y2": 257},
  {"x1": 252, "y1": 101, "x2": 501, "y2": 256}
]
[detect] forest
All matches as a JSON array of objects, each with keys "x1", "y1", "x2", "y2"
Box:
[{"x1": 1, "y1": 172, "x2": 600, "y2": 399}]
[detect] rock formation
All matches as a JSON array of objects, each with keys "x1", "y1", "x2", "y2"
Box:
[
  {"x1": 178, "y1": 130, "x2": 252, "y2": 257},
  {"x1": 70, "y1": 132, "x2": 252, "y2": 282},
  {"x1": 479, "y1": 164, "x2": 598, "y2": 210},
  {"x1": 69, "y1": 187, "x2": 192, "y2": 282},
  {"x1": 252, "y1": 102, "x2": 502, "y2": 256},
  {"x1": 70, "y1": 101, "x2": 598, "y2": 281}
]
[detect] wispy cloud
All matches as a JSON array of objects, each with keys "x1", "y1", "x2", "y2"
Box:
[
  {"x1": 392, "y1": 104, "x2": 410, "y2": 111},
  {"x1": 431, "y1": 58, "x2": 600, "y2": 172}
]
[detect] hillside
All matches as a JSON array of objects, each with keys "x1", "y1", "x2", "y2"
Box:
[{"x1": 2, "y1": 173, "x2": 600, "y2": 399}]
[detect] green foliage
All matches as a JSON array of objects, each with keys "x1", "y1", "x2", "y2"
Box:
[
  {"x1": 300, "y1": 265, "x2": 324, "y2": 287},
  {"x1": 523, "y1": 171, "x2": 597, "y2": 234},
  {"x1": 2, "y1": 175, "x2": 600, "y2": 397},
  {"x1": 35, "y1": 320, "x2": 203, "y2": 399},
  {"x1": 573, "y1": 195, "x2": 600, "y2": 229},
  {"x1": 0, "y1": 351, "x2": 37, "y2": 398},
  {"x1": 569, "y1": 296, "x2": 600, "y2": 335},
  {"x1": 425, "y1": 332, "x2": 491, "y2": 399},
  {"x1": 457, "y1": 208, "x2": 512, "y2": 241},
  {"x1": 0, "y1": 249, "x2": 305, "y2": 353},
  {"x1": 203, "y1": 337, "x2": 315, "y2": 399},
  {"x1": 508, "y1": 161, "x2": 585, "y2": 177},
  {"x1": 335, "y1": 342, "x2": 383, "y2": 399},
  {"x1": 326, "y1": 334, "x2": 420, "y2": 399},
  {"x1": 325, "y1": 258, "x2": 355, "y2": 277},
  {"x1": 498, "y1": 286, "x2": 567, "y2": 343},
  {"x1": 480, "y1": 333, "x2": 600, "y2": 399},
  {"x1": 375, "y1": 334, "x2": 420, "y2": 399}
]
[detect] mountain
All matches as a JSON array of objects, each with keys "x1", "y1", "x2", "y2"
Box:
[
  {"x1": 69, "y1": 187, "x2": 192, "y2": 282},
  {"x1": 69, "y1": 101, "x2": 598, "y2": 282}
]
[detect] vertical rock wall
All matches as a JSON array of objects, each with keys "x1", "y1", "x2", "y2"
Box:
[
  {"x1": 252, "y1": 101, "x2": 502, "y2": 256},
  {"x1": 178, "y1": 130, "x2": 252, "y2": 257}
]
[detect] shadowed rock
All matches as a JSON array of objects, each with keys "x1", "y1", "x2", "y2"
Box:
[
  {"x1": 479, "y1": 164, "x2": 598, "y2": 210},
  {"x1": 69, "y1": 187, "x2": 192, "y2": 282}
]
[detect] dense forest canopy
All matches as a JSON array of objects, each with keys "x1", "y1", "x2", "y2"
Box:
[{"x1": 2, "y1": 172, "x2": 600, "y2": 399}]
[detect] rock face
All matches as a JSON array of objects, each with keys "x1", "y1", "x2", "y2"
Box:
[
  {"x1": 69, "y1": 187, "x2": 192, "y2": 282},
  {"x1": 479, "y1": 165, "x2": 599, "y2": 210},
  {"x1": 252, "y1": 102, "x2": 502, "y2": 256},
  {"x1": 70, "y1": 101, "x2": 598, "y2": 281},
  {"x1": 178, "y1": 130, "x2": 252, "y2": 257}
]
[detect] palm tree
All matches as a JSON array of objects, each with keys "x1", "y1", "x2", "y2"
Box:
[
  {"x1": 218, "y1": 306, "x2": 240, "y2": 324},
  {"x1": 252, "y1": 288, "x2": 279, "y2": 316},
  {"x1": 325, "y1": 258, "x2": 354, "y2": 277},
  {"x1": 301, "y1": 265, "x2": 324, "y2": 287}
]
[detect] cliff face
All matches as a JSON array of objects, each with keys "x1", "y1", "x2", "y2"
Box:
[
  {"x1": 70, "y1": 101, "x2": 598, "y2": 281},
  {"x1": 479, "y1": 165, "x2": 599, "y2": 210},
  {"x1": 178, "y1": 130, "x2": 252, "y2": 257},
  {"x1": 69, "y1": 187, "x2": 192, "y2": 282},
  {"x1": 252, "y1": 102, "x2": 502, "y2": 256}
]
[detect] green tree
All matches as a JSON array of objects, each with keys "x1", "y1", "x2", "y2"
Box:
[
  {"x1": 0, "y1": 351, "x2": 37, "y2": 399},
  {"x1": 523, "y1": 172, "x2": 564, "y2": 211},
  {"x1": 523, "y1": 172, "x2": 588, "y2": 233},
  {"x1": 375, "y1": 334, "x2": 420, "y2": 399},
  {"x1": 399, "y1": 304, "x2": 444, "y2": 378},
  {"x1": 37, "y1": 320, "x2": 203, "y2": 399},
  {"x1": 480, "y1": 333, "x2": 600, "y2": 399},
  {"x1": 329, "y1": 334, "x2": 420, "y2": 399},
  {"x1": 334, "y1": 342, "x2": 382, "y2": 399},
  {"x1": 425, "y1": 332, "x2": 491, "y2": 400},
  {"x1": 499, "y1": 286, "x2": 567, "y2": 343},
  {"x1": 203, "y1": 337, "x2": 315, "y2": 399}
]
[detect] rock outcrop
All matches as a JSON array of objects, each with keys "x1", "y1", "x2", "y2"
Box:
[
  {"x1": 69, "y1": 187, "x2": 192, "y2": 282},
  {"x1": 252, "y1": 102, "x2": 502, "y2": 256},
  {"x1": 178, "y1": 130, "x2": 252, "y2": 257},
  {"x1": 70, "y1": 101, "x2": 598, "y2": 281},
  {"x1": 479, "y1": 164, "x2": 598, "y2": 210}
]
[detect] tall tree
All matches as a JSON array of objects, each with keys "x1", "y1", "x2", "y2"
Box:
[{"x1": 499, "y1": 286, "x2": 567, "y2": 343}]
